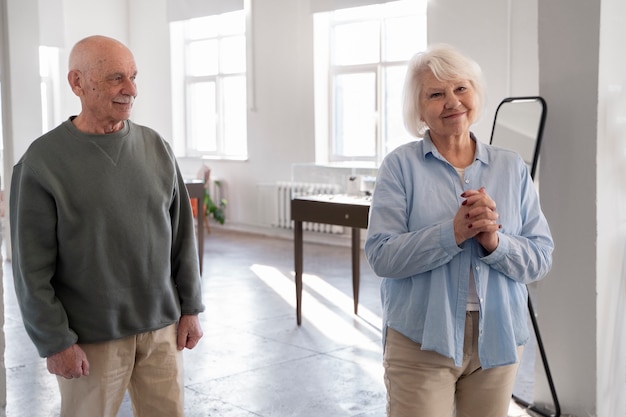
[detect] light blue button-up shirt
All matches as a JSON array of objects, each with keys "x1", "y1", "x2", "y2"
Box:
[{"x1": 365, "y1": 132, "x2": 554, "y2": 368}]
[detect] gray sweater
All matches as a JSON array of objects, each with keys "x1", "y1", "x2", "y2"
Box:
[{"x1": 10, "y1": 118, "x2": 204, "y2": 357}]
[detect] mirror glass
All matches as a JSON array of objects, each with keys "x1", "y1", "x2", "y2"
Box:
[{"x1": 489, "y1": 97, "x2": 546, "y2": 179}]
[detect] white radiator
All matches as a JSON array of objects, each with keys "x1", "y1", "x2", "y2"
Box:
[{"x1": 259, "y1": 181, "x2": 344, "y2": 234}]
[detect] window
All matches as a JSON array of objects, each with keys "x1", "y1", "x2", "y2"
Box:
[
  {"x1": 314, "y1": 0, "x2": 427, "y2": 165},
  {"x1": 170, "y1": 10, "x2": 248, "y2": 159},
  {"x1": 39, "y1": 46, "x2": 61, "y2": 134}
]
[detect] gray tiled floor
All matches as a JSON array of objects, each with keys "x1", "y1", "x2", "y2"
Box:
[{"x1": 3, "y1": 228, "x2": 537, "y2": 416}]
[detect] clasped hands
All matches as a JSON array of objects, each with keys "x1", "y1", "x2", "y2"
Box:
[{"x1": 454, "y1": 187, "x2": 500, "y2": 253}]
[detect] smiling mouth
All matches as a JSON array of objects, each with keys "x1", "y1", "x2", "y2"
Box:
[
  {"x1": 443, "y1": 112, "x2": 465, "y2": 119},
  {"x1": 113, "y1": 97, "x2": 134, "y2": 106}
]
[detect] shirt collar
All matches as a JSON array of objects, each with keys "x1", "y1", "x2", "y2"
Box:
[{"x1": 422, "y1": 130, "x2": 489, "y2": 166}]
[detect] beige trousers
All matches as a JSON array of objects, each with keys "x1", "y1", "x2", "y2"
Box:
[
  {"x1": 57, "y1": 323, "x2": 184, "y2": 417},
  {"x1": 383, "y1": 311, "x2": 523, "y2": 417}
]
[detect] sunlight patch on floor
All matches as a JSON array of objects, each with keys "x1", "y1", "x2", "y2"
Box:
[
  {"x1": 508, "y1": 401, "x2": 534, "y2": 417},
  {"x1": 250, "y1": 264, "x2": 382, "y2": 342},
  {"x1": 302, "y1": 271, "x2": 382, "y2": 335}
]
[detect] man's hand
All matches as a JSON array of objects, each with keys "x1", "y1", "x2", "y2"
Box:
[
  {"x1": 46, "y1": 344, "x2": 90, "y2": 379},
  {"x1": 177, "y1": 314, "x2": 203, "y2": 351}
]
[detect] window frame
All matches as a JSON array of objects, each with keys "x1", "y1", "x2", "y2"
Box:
[
  {"x1": 315, "y1": 0, "x2": 426, "y2": 166},
  {"x1": 170, "y1": 10, "x2": 248, "y2": 160},
  {"x1": 39, "y1": 46, "x2": 61, "y2": 134}
]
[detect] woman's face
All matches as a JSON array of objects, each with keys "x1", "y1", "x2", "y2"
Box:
[{"x1": 418, "y1": 70, "x2": 477, "y2": 140}]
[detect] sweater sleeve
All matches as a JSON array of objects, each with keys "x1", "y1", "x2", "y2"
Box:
[
  {"x1": 10, "y1": 162, "x2": 78, "y2": 357},
  {"x1": 169, "y1": 160, "x2": 205, "y2": 315}
]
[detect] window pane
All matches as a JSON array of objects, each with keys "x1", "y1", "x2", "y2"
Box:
[
  {"x1": 40, "y1": 81, "x2": 49, "y2": 132},
  {"x1": 188, "y1": 15, "x2": 218, "y2": 39},
  {"x1": 315, "y1": 0, "x2": 427, "y2": 163},
  {"x1": 333, "y1": 21, "x2": 380, "y2": 65},
  {"x1": 333, "y1": 73, "x2": 376, "y2": 157},
  {"x1": 218, "y1": 10, "x2": 246, "y2": 35},
  {"x1": 175, "y1": 9, "x2": 248, "y2": 157},
  {"x1": 383, "y1": 65, "x2": 410, "y2": 154},
  {"x1": 222, "y1": 76, "x2": 247, "y2": 156},
  {"x1": 187, "y1": 40, "x2": 218, "y2": 76},
  {"x1": 384, "y1": 0, "x2": 422, "y2": 16},
  {"x1": 188, "y1": 82, "x2": 217, "y2": 152},
  {"x1": 220, "y1": 35, "x2": 246, "y2": 74},
  {"x1": 384, "y1": 15, "x2": 426, "y2": 61},
  {"x1": 333, "y1": 4, "x2": 380, "y2": 20}
]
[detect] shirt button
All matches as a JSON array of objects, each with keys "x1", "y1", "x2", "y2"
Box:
[
  {"x1": 465, "y1": 179, "x2": 470, "y2": 184},
  {"x1": 475, "y1": 266, "x2": 480, "y2": 271}
]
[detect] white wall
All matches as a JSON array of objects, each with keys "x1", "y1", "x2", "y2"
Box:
[
  {"x1": 4, "y1": 0, "x2": 42, "y2": 168},
  {"x1": 0, "y1": 0, "x2": 10, "y2": 409},
  {"x1": 598, "y1": 2, "x2": 626, "y2": 417},
  {"x1": 127, "y1": 0, "x2": 174, "y2": 141},
  {"x1": 537, "y1": 0, "x2": 600, "y2": 410},
  {"x1": 59, "y1": 0, "x2": 129, "y2": 120},
  {"x1": 537, "y1": 0, "x2": 626, "y2": 415},
  {"x1": 4, "y1": 0, "x2": 626, "y2": 416}
]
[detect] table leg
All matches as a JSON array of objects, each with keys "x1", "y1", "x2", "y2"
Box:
[
  {"x1": 351, "y1": 227, "x2": 360, "y2": 314},
  {"x1": 196, "y1": 197, "x2": 204, "y2": 274},
  {"x1": 294, "y1": 220, "x2": 303, "y2": 325}
]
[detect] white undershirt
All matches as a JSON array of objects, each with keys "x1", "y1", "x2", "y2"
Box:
[{"x1": 454, "y1": 167, "x2": 480, "y2": 311}]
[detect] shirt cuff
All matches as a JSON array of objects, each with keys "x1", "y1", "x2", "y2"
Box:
[
  {"x1": 440, "y1": 219, "x2": 463, "y2": 257},
  {"x1": 479, "y1": 231, "x2": 509, "y2": 264}
]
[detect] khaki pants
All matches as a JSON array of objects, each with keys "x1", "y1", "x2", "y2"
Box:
[
  {"x1": 383, "y1": 312, "x2": 522, "y2": 417},
  {"x1": 57, "y1": 324, "x2": 184, "y2": 417}
]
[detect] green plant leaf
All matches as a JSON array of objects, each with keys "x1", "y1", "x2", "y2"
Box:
[{"x1": 204, "y1": 189, "x2": 227, "y2": 225}]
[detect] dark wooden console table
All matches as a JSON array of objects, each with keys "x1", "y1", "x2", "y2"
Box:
[
  {"x1": 291, "y1": 194, "x2": 371, "y2": 325},
  {"x1": 185, "y1": 180, "x2": 205, "y2": 273}
]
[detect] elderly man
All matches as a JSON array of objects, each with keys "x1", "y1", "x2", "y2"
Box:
[{"x1": 10, "y1": 35, "x2": 204, "y2": 416}]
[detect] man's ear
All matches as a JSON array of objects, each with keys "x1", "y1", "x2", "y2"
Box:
[{"x1": 68, "y1": 70, "x2": 84, "y2": 96}]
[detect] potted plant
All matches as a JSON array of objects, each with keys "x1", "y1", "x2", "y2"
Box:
[{"x1": 204, "y1": 180, "x2": 227, "y2": 226}]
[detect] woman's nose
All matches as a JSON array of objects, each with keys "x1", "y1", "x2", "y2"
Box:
[{"x1": 444, "y1": 95, "x2": 460, "y2": 109}]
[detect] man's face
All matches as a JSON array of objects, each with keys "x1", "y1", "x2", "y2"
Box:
[{"x1": 79, "y1": 47, "x2": 138, "y2": 130}]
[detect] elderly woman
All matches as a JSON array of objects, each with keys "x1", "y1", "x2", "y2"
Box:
[{"x1": 365, "y1": 44, "x2": 554, "y2": 417}]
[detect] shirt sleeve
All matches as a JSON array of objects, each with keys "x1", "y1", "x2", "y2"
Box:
[
  {"x1": 480, "y1": 166, "x2": 554, "y2": 284},
  {"x1": 365, "y1": 154, "x2": 463, "y2": 279}
]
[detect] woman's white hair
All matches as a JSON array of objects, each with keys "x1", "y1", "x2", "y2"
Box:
[{"x1": 402, "y1": 44, "x2": 486, "y2": 138}]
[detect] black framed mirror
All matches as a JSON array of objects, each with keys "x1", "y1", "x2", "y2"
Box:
[
  {"x1": 490, "y1": 96, "x2": 546, "y2": 180},
  {"x1": 490, "y1": 96, "x2": 560, "y2": 417}
]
